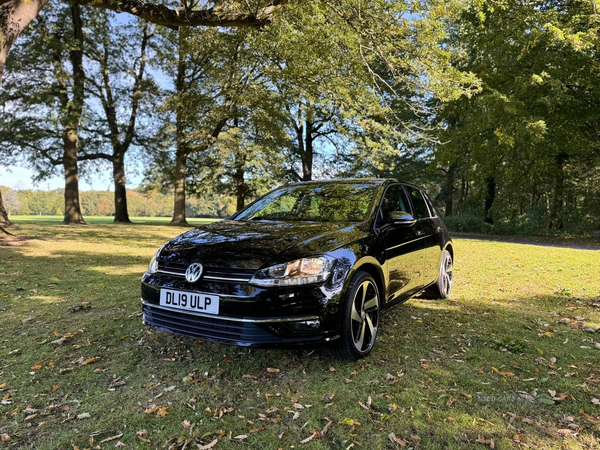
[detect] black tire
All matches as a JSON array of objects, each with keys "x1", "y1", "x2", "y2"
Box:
[
  {"x1": 423, "y1": 249, "x2": 453, "y2": 299},
  {"x1": 330, "y1": 271, "x2": 380, "y2": 361}
]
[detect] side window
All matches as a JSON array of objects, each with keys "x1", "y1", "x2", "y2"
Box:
[
  {"x1": 376, "y1": 185, "x2": 410, "y2": 227},
  {"x1": 423, "y1": 193, "x2": 438, "y2": 218},
  {"x1": 406, "y1": 187, "x2": 430, "y2": 219}
]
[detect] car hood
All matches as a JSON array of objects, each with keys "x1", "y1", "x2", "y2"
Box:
[{"x1": 159, "y1": 220, "x2": 367, "y2": 269}]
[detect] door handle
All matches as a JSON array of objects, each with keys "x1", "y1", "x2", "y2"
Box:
[
  {"x1": 415, "y1": 230, "x2": 424, "y2": 236},
  {"x1": 435, "y1": 226, "x2": 442, "y2": 233}
]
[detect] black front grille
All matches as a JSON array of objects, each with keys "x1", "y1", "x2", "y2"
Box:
[
  {"x1": 142, "y1": 303, "x2": 281, "y2": 344},
  {"x1": 157, "y1": 261, "x2": 256, "y2": 283}
]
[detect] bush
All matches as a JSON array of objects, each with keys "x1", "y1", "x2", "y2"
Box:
[{"x1": 443, "y1": 214, "x2": 493, "y2": 234}]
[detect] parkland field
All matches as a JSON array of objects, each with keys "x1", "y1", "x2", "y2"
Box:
[{"x1": 1, "y1": 218, "x2": 599, "y2": 449}]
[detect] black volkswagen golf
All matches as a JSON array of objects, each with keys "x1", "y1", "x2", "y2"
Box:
[{"x1": 141, "y1": 179, "x2": 453, "y2": 360}]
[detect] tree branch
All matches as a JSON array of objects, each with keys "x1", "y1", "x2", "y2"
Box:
[
  {"x1": 71, "y1": 0, "x2": 287, "y2": 29},
  {"x1": 79, "y1": 152, "x2": 114, "y2": 161}
]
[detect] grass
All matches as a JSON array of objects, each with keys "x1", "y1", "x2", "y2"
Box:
[{"x1": 0, "y1": 218, "x2": 599, "y2": 449}]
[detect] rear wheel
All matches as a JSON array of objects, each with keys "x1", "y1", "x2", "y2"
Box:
[
  {"x1": 423, "y1": 250, "x2": 453, "y2": 299},
  {"x1": 331, "y1": 271, "x2": 380, "y2": 361}
]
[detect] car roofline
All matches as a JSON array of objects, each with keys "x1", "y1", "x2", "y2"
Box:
[{"x1": 283, "y1": 178, "x2": 425, "y2": 191}]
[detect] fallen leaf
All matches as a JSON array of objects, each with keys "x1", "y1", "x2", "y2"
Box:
[
  {"x1": 321, "y1": 393, "x2": 334, "y2": 403},
  {"x1": 197, "y1": 438, "x2": 218, "y2": 449},
  {"x1": 266, "y1": 368, "x2": 280, "y2": 373},
  {"x1": 234, "y1": 435, "x2": 248, "y2": 440},
  {"x1": 181, "y1": 420, "x2": 191, "y2": 428},
  {"x1": 77, "y1": 413, "x2": 91, "y2": 419},
  {"x1": 300, "y1": 432, "x2": 318, "y2": 444},
  {"x1": 388, "y1": 433, "x2": 407, "y2": 446},
  {"x1": 31, "y1": 362, "x2": 44, "y2": 370},
  {"x1": 1, "y1": 434, "x2": 9, "y2": 441},
  {"x1": 81, "y1": 357, "x2": 96, "y2": 366},
  {"x1": 476, "y1": 435, "x2": 495, "y2": 449},
  {"x1": 99, "y1": 433, "x2": 123, "y2": 444},
  {"x1": 340, "y1": 418, "x2": 360, "y2": 426}
]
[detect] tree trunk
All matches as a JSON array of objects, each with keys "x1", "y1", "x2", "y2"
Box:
[
  {"x1": 302, "y1": 120, "x2": 314, "y2": 181},
  {"x1": 62, "y1": 5, "x2": 85, "y2": 225},
  {"x1": 62, "y1": 129, "x2": 85, "y2": 224},
  {"x1": 234, "y1": 166, "x2": 245, "y2": 211},
  {"x1": 0, "y1": 0, "x2": 49, "y2": 84},
  {"x1": 443, "y1": 165, "x2": 456, "y2": 216},
  {"x1": 457, "y1": 174, "x2": 466, "y2": 214},
  {"x1": 548, "y1": 153, "x2": 567, "y2": 230},
  {"x1": 0, "y1": 189, "x2": 12, "y2": 226},
  {"x1": 484, "y1": 177, "x2": 496, "y2": 224},
  {"x1": 171, "y1": 27, "x2": 189, "y2": 226},
  {"x1": 171, "y1": 149, "x2": 188, "y2": 225},
  {"x1": 113, "y1": 151, "x2": 131, "y2": 223}
]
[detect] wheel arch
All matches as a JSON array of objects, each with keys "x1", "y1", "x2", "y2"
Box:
[
  {"x1": 444, "y1": 242, "x2": 454, "y2": 259},
  {"x1": 352, "y1": 257, "x2": 386, "y2": 303}
]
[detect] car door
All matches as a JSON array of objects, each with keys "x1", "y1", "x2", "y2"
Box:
[
  {"x1": 405, "y1": 187, "x2": 443, "y2": 285},
  {"x1": 376, "y1": 184, "x2": 426, "y2": 304}
]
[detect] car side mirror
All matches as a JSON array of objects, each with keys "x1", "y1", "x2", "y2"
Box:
[{"x1": 389, "y1": 211, "x2": 416, "y2": 226}]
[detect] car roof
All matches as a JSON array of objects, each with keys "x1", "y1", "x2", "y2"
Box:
[{"x1": 285, "y1": 178, "x2": 424, "y2": 191}]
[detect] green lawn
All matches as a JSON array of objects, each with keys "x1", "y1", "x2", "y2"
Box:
[{"x1": 1, "y1": 219, "x2": 599, "y2": 449}]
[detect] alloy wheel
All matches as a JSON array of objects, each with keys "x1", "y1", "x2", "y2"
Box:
[
  {"x1": 350, "y1": 280, "x2": 379, "y2": 353},
  {"x1": 442, "y1": 252, "x2": 453, "y2": 296}
]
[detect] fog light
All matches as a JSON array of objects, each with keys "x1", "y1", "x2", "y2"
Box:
[{"x1": 287, "y1": 319, "x2": 321, "y2": 331}]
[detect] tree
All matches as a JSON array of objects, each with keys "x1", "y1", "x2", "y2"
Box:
[
  {"x1": 1, "y1": 3, "x2": 97, "y2": 224},
  {"x1": 254, "y1": 0, "x2": 480, "y2": 182},
  {"x1": 0, "y1": 0, "x2": 286, "y2": 226},
  {"x1": 84, "y1": 14, "x2": 156, "y2": 222},
  {"x1": 0, "y1": 0, "x2": 286, "y2": 84},
  {"x1": 0, "y1": 189, "x2": 11, "y2": 226},
  {"x1": 150, "y1": 25, "x2": 262, "y2": 224},
  {"x1": 435, "y1": 0, "x2": 600, "y2": 233}
]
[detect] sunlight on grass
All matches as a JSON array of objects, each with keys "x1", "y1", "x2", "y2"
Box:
[{"x1": 1, "y1": 223, "x2": 599, "y2": 449}]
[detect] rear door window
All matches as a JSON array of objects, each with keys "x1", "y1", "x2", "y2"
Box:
[{"x1": 406, "y1": 187, "x2": 431, "y2": 220}]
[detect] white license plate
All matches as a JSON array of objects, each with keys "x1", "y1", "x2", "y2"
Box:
[{"x1": 159, "y1": 289, "x2": 219, "y2": 315}]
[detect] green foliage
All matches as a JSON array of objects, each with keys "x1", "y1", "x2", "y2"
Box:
[{"x1": 434, "y1": 0, "x2": 600, "y2": 235}]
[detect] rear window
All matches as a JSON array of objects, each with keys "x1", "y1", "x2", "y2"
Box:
[{"x1": 406, "y1": 187, "x2": 430, "y2": 219}]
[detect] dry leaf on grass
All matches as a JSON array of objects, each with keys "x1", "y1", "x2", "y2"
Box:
[
  {"x1": 197, "y1": 438, "x2": 218, "y2": 449},
  {"x1": 99, "y1": 433, "x2": 123, "y2": 444},
  {"x1": 266, "y1": 368, "x2": 280, "y2": 373},
  {"x1": 388, "y1": 433, "x2": 407, "y2": 446},
  {"x1": 145, "y1": 405, "x2": 168, "y2": 417},
  {"x1": 300, "y1": 432, "x2": 318, "y2": 444},
  {"x1": 476, "y1": 435, "x2": 495, "y2": 448}
]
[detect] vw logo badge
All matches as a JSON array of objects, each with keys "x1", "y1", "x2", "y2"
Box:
[{"x1": 185, "y1": 263, "x2": 203, "y2": 283}]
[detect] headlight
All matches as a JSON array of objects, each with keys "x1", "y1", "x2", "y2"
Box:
[
  {"x1": 147, "y1": 245, "x2": 164, "y2": 274},
  {"x1": 250, "y1": 256, "x2": 335, "y2": 287}
]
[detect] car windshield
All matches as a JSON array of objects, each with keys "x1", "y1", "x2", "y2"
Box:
[{"x1": 234, "y1": 183, "x2": 378, "y2": 223}]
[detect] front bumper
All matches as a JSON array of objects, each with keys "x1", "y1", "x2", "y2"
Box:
[{"x1": 141, "y1": 273, "x2": 344, "y2": 349}]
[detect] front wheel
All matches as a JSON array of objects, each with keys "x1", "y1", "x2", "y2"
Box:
[
  {"x1": 331, "y1": 271, "x2": 380, "y2": 361},
  {"x1": 423, "y1": 249, "x2": 453, "y2": 299}
]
